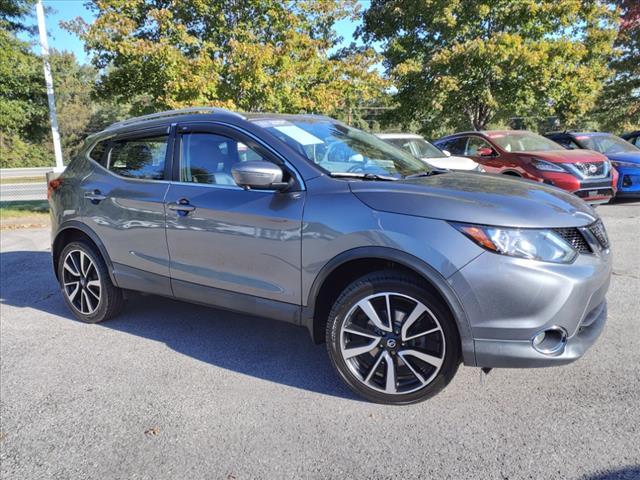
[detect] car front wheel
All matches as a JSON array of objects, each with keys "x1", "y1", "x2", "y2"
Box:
[{"x1": 326, "y1": 271, "x2": 460, "y2": 404}]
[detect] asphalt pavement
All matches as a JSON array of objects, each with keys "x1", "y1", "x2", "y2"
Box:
[{"x1": 1, "y1": 202, "x2": 639, "y2": 479}]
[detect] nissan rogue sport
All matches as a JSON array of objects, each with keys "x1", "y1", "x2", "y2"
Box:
[{"x1": 49, "y1": 108, "x2": 612, "y2": 404}]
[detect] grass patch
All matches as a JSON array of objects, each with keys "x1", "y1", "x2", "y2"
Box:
[
  {"x1": 0, "y1": 200, "x2": 50, "y2": 218},
  {"x1": 0, "y1": 176, "x2": 45, "y2": 185}
]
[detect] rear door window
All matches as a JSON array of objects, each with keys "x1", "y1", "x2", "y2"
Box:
[
  {"x1": 442, "y1": 137, "x2": 467, "y2": 155},
  {"x1": 106, "y1": 136, "x2": 168, "y2": 180}
]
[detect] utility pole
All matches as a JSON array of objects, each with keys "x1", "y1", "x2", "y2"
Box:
[{"x1": 35, "y1": 0, "x2": 64, "y2": 172}]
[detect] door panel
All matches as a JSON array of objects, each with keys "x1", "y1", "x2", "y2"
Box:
[
  {"x1": 165, "y1": 126, "x2": 305, "y2": 305},
  {"x1": 80, "y1": 130, "x2": 173, "y2": 295}
]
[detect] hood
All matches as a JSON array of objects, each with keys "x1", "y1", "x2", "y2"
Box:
[
  {"x1": 518, "y1": 149, "x2": 608, "y2": 164},
  {"x1": 350, "y1": 172, "x2": 598, "y2": 228},
  {"x1": 422, "y1": 155, "x2": 479, "y2": 171},
  {"x1": 605, "y1": 151, "x2": 640, "y2": 164}
]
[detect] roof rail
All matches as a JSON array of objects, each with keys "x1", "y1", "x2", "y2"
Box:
[{"x1": 105, "y1": 106, "x2": 243, "y2": 130}]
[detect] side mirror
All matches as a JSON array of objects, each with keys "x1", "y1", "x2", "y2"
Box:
[
  {"x1": 477, "y1": 147, "x2": 495, "y2": 157},
  {"x1": 231, "y1": 161, "x2": 288, "y2": 191},
  {"x1": 442, "y1": 150, "x2": 451, "y2": 157}
]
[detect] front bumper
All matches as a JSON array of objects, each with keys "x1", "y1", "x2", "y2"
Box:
[
  {"x1": 615, "y1": 166, "x2": 640, "y2": 197},
  {"x1": 448, "y1": 243, "x2": 612, "y2": 368},
  {"x1": 539, "y1": 171, "x2": 616, "y2": 203}
]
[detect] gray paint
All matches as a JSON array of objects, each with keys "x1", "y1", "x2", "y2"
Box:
[{"x1": 49, "y1": 110, "x2": 612, "y2": 371}]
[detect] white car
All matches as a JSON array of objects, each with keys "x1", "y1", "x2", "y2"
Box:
[{"x1": 376, "y1": 133, "x2": 484, "y2": 172}]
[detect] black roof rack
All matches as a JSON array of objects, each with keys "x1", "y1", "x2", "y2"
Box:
[{"x1": 105, "y1": 107, "x2": 244, "y2": 130}]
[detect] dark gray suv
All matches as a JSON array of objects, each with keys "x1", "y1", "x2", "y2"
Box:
[{"x1": 49, "y1": 108, "x2": 612, "y2": 404}]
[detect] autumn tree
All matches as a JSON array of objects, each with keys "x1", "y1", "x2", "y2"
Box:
[
  {"x1": 64, "y1": 0, "x2": 387, "y2": 119},
  {"x1": 594, "y1": 0, "x2": 640, "y2": 132},
  {"x1": 361, "y1": 0, "x2": 619, "y2": 136}
]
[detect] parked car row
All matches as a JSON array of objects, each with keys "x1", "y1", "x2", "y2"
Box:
[{"x1": 379, "y1": 129, "x2": 640, "y2": 202}]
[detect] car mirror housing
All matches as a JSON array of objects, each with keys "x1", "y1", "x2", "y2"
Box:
[
  {"x1": 477, "y1": 147, "x2": 495, "y2": 157},
  {"x1": 231, "y1": 161, "x2": 288, "y2": 191}
]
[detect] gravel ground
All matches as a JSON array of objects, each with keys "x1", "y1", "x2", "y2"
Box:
[{"x1": 1, "y1": 201, "x2": 639, "y2": 480}]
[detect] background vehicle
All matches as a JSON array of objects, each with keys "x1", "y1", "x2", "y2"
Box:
[
  {"x1": 376, "y1": 133, "x2": 484, "y2": 172},
  {"x1": 434, "y1": 130, "x2": 617, "y2": 204},
  {"x1": 621, "y1": 131, "x2": 640, "y2": 147},
  {"x1": 545, "y1": 131, "x2": 640, "y2": 198},
  {"x1": 49, "y1": 108, "x2": 611, "y2": 405}
]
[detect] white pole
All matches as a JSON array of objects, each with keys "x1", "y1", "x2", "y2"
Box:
[{"x1": 35, "y1": 0, "x2": 64, "y2": 172}]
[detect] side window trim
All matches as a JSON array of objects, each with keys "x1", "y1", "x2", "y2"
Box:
[
  {"x1": 171, "y1": 121, "x2": 305, "y2": 191},
  {"x1": 88, "y1": 126, "x2": 173, "y2": 183}
]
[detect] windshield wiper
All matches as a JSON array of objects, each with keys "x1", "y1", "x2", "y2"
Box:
[
  {"x1": 330, "y1": 172, "x2": 399, "y2": 181},
  {"x1": 404, "y1": 168, "x2": 448, "y2": 179}
]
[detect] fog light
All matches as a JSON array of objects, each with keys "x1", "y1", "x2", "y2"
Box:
[
  {"x1": 533, "y1": 331, "x2": 546, "y2": 346},
  {"x1": 622, "y1": 175, "x2": 632, "y2": 187},
  {"x1": 531, "y1": 327, "x2": 567, "y2": 355}
]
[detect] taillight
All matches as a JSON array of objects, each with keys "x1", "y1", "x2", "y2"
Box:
[{"x1": 47, "y1": 178, "x2": 63, "y2": 199}]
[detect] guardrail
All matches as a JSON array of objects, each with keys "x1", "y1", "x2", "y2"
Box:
[
  {"x1": 0, "y1": 167, "x2": 55, "y2": 180},
  {"x1": 0, "y1": 167, "x2": 63, "y2": 201}
]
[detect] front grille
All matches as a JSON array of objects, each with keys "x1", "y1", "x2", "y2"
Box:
[
  {"x1": 553, "y1": 227, "x2": 592, "y2": 254},
  {"x1": 589, "y1": 220, "x2": 610, "y2": 249},
  {"x1": 565, "y1": 161, "x2": 610, "y2": 180}
]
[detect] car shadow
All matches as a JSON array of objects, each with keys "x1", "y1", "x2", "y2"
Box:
[
  {"x1": 582, "y1": 466, "x2": 640, "y2": 480},
  {"x1": 0, "y1": 249, "x2": 357, "y2": 401}
]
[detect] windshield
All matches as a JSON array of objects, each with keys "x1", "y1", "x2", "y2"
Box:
[
  {"x1": 251, "y1": 117, "x2": 429, "y2": 178},
  {"x1": 488, "y1": 131, "x2": 563, "y2": 152},
  {"x1": 387, "y1": 138, "x2": 446, "y2": 159},
  {"x1": 576, "y1": 134, "x2": 639, "y2": 154}
]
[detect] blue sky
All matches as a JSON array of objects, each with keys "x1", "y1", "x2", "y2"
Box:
[{"x1": 24, "y1": 0, "x2": 366, "y2": 64}]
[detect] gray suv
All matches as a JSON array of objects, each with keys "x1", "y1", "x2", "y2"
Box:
[{"x1": 49, "y1": 108, "x2": 612, "y2": 404}]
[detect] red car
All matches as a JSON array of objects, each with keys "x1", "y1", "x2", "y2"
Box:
[{"x1": 434, "y1": 130, "x2": 617, "y2": 204}]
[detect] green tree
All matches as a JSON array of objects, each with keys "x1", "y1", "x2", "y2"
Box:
[
  {"x1": 361, "y1": 0, "x2": 618, "y2": 136},
  {"x1": 594, "y1": 0, "x2": 640, "y2": 133},
  {"x1": 64, "y1": 0, "x2": 387, "y2": 118},
  {"x1": 0, "y1": 0, "x2": 51, "y2": 167}
]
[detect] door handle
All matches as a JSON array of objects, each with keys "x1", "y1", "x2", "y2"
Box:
[
  {"x1": 168, "y1": 198, "x2": 196, "y2": 215},
  {"x1": 84, "y1": 189, "x2": 107, "y2": 203}
]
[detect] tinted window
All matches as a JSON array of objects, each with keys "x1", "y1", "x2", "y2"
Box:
[
  {"x1": 89, "y1": 140, "x2": 108, "y2": 164},
  {"x1": 441, "y1": 137, "x2": 467, "y2": 155},
  {"x1": 107, "y1": 136, "x2": 168, "y2": 180},
  {"x1": 179, "y1": 133, "x2": 271, "y2": 186},
  {"x1": 552, "y1": 137, "x2": 579, "y2": 149}
]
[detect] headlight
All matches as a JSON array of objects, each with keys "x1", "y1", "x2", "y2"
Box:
[
  {"x1": 611, "y1": 160, "x2": 640, "y2": 169},
  {"x1": 452, "y1": 223, "x2": 577, "y2": 263},
  {"x1": 531, "y1": 158, "x2": 565, "y2": 173}
]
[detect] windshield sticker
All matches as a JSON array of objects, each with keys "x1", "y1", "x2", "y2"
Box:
[{"x1": 274, "y1": 125, "x2": 324, "y2": 145}]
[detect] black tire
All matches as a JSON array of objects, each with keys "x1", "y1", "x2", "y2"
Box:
[
  {"x1": 326, "y1": 271, "x2": 460, "y2": 405},
  {"x1": 57, "y1": 240, "x2": 124, "y2": 323}
]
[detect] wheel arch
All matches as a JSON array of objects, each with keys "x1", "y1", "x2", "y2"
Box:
[
  {"x1": 52, "y1": 221, "x2": 117, "y2": 285},
  {"x1": 301, "y1": 247, "x2": 476, "y2": 365}
]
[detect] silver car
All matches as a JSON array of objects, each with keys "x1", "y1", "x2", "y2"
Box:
[{"x1": 48, "y1": 108, "x2": 611, "y2": 404}]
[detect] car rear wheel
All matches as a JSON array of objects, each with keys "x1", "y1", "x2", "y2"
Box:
[
  {"x1": 326, "y1": 271, "x2": 460, "y2": 404},
  {"x1": 58, "y1": 241, "x2": 124, "y2": 323}
]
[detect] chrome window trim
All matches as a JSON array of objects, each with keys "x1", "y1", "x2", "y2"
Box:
[
  {"x1": 172, "y1": 120, "x2": 307, "y2": 192},
  {"x1": 84, "y1": 127, "x2": 173, "y2": 185}
]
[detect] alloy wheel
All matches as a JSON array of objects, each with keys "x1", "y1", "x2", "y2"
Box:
[
  {"x1": 339, "y1": 292, "x2": 446, "y2": 395},
  {"x1": 62, "y1": 249, "x2": 102, "y2": 315}
]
